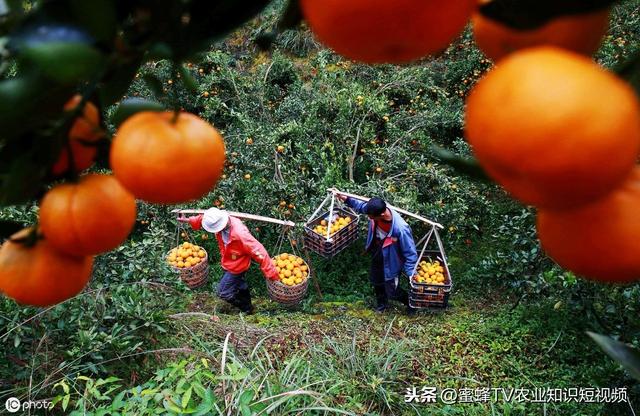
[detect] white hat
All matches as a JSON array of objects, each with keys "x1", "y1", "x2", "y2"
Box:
[{"x1": 202, "y1": 208, "x2": 229, "y2": 233}]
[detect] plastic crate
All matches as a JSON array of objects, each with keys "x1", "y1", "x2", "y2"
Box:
[
  {"x1": 303, "y1": 208, "x2": 360, "y2": 258},
  {"x1": 409, "y1": 250, "x2": 452, "y2": 308}
]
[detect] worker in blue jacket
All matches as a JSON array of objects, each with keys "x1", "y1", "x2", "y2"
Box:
[{"x1": 336, "y1": 193, "x2": 418, "y2": 314}]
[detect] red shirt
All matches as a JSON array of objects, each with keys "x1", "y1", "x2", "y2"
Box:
[
  {"x1": 186, "y1": 215, "x2": 278, "y2": 279},
  {"x1": 375, "y1": 219, "x2": 392, "y2": 234}
]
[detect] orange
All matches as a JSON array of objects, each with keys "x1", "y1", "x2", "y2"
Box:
[
  {"x1": 472, "y1": 8, "x2": 610, "y2": 62},
  {"x1": 537, "y1": 167, "x2": 640, "y2": 283},
  {"x1": 39, "y1": 174, "x2": 137, "y2": 256},
  {"x1": 52, "y1": 95, "x2": 104, "y2": 175},
  {"x1": 300, "y1": 0, "x2": 477, "y2": 64},
  {"x1": 110, "y1": 111, "x2": 225, "y2": 204},
  {"x1": 465, "y1": 47, "x2": 640, "y2": 209},
  {"x1": 0, "y1": 228, "x2": 93, "y2": 306}
]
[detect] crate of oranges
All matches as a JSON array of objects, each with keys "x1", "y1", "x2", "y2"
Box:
[
  {"x1": 166, "y1": 241, "x2": 209, "y2": 289},
  {"x1": 266, "y1": 252, "x2": 310, "y2": 305},
  {"x1": 408, "y1": 251, "x2": 453, "y2": 308},
  {"x1": 303, "y1": 208, "x2": 359, "y2": 258}
]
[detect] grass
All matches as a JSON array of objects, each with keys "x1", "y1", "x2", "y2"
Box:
[{"x1": 139, "y1": 286, "x2": 632, "y2": 415}]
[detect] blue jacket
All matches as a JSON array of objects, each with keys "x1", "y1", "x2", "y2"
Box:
[{"x1": 346, "y1": 198, "x2": 418, "y2": 281}]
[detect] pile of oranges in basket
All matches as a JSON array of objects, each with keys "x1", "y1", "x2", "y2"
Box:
[
  {"x1": 312, "y1": 216, "x2": 352, "y2": 237},
  {"x1": 272, "y1": 253, "x2": 309, "y2": 286},
  {"x1": 413, "y1": 260, "x2": 447, "y2": 285},
  {"x1": 166, "y1": 242, "x2": 207, "y2": 269}
]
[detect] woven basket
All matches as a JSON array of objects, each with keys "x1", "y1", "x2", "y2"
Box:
[
  {"x1": 408, "y1": 250, "x2": 452, "y2": 308},
  {"x1": 266, "y1": 254, "x2": 310, "y2": 305},
  {"x1": 303, "y1": 208, "x2": 360, "y2": 258},
  {"x1": 166, "y1": 248, "x2": 209, "y2": 289}
]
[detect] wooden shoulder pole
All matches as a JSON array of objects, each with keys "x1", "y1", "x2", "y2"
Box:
[
  {"x1": 171, "y1": 209, "x2": 295, "y2": 228},
  {"x1": 328, "y1": 189, "x2": 444, "y2": 229}
]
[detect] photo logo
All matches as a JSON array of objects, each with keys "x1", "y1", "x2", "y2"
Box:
[{"x1": 5, "y1": 397, "x2": 21, "y2": 413}]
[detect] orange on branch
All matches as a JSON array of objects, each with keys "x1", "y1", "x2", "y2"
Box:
[
  {"x1": 110, "y1": 111, "x2": 225, "y2": 204},
  {"x1": 39, "y1": 174, "x2": 137, "y2": 256},
  {"x1": 472, "y1": 8, "x2": 610, "y2": 62},
  {"x1": 300, "y1": 0, "x2": 477, "y2": 64},
  {"x1": 52, "y1": 95, "x2": 104, "y2": 176},
  {"x1": 465, "y1": 47, "x2": 640, "y2": 209},
  {"x1": 0, "y1": 228, "x2": 93, "y2": 307},
  {"x1": 537, "y1": 167, "x2": 640, "y2": 283}
]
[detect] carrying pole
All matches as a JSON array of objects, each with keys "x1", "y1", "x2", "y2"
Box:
[
  {"x1": 172, "y1": 209, "x2": 295, "y2": 228},
  {"x1": 327, "y1": 189, "x2": 443, "y2": 229}
]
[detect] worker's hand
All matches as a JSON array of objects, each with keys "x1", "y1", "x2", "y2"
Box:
[
  {"x1": 177, "y1": 215, "x2": 189, "y2": 223},
  {"x1": 330, "y1": 188, "x2": 347, "y2": 201},
  {"x1": 267, "y1": 269, "x2": 280, "y2": 281}
]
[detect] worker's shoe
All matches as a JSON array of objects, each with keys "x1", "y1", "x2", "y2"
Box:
[
  {"x1": 373, "y1": 285, "x2": 388, "y2": 313},
  {"x1": 235, "y1": 288, "x2": 255, "y2": 315}
]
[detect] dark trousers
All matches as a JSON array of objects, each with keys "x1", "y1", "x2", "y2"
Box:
[
  {"x1": 217, "y1": 271, "x2": 248, "y2": 300},
  {"x1": 217, "y1": 271, "x2": 253, "y2": 313},
  {"x1": 370, "y1": 247, "x2": 408, "y2": 307}
]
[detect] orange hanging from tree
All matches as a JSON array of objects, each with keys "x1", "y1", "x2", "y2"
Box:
[
  {"x1": 300, "y1": 0, "x2": 477, "y2": 64},
  {"x1": 465, "y1": 47, "x2": 640, "y2": 210},
  {"x1": 110, "y1": 111, "x2": 226, "y2": 204},
  {"x1": 537, "y1": 167, "x2": 640, "y2": 283},
  {"x1": 51, "y1": 95, "x2": 104, "y2": 176},
  {"x1": 0, "y1": 228, "x2": 94, "y2": 307},
  {"x1": 39, "y1": 174, "x2": 137, "y2": 256},
  {"x1": 472, "y1": 8, "x2": 610, "y2": 62}
]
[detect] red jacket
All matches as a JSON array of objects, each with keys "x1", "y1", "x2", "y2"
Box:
[{"x1": 186, "y1": 215, "x2": 278, "y2": 280}]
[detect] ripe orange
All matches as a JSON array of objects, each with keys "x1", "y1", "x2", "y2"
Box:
[
  {"x1": 39, "y1": 174, "x2": 137, "y2": 256},
  {"x1": 465, "y1": 47, "x2": 640, "y2": 209},
  {"x1": 0, "y1": 228, "x2": 93, "y2": 306},
  {"x1": 300, "y1": 0, "x2": 477, "y2": 64},
  {"x1": 110, "y1": 111, "x2": 225, "y2": 204},
  {"x1": 52, "y1": 95, "x2": 104, "y2": 175},
  {"x1": 537, "y1": 167, "x2": 640, "y2": 283},
  {"x1": 472, "y1": 8, "x2": 610, "y2": 62}
]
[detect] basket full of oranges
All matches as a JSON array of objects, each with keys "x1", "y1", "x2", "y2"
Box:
[
  {"x1": 266, "y1": 253, "x2": 310, "y2": 305},
  {"x1": 408, "y1": 251, "x2": 453, "y2": 308},
  {"x1": 166, "y1": 241, "x2": 209, "y2": 289},
  {"x1": 303, "y1": 208, "x2": 359, "y2": 258}
]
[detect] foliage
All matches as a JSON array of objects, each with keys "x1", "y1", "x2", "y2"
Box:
[{"x1": 1, "y1": 1, "x2": 640, "y2": 415}]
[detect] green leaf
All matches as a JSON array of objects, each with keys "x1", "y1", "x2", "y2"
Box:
[
  {"x1": 178, "y1": 0, "x2": 273, "y2": 59},
  {"x1": 178, "y1": 66, "x2": 198, "y2": 93},
  {"x1": 240, "y1": 403, "x2": 252, "y2": 416},
  {"x1": 163, "y1": 398, "x2": 183, "y2": 414},
  {"x1": 62, "y1": 394, "x2": 70, "y2": 411},
  {"x1": 111, "y1": 98, "x2": 165, "y2": 127},
  {"x1": 147, "y1": 42, "x2": 174, "y2": 60},
  {"x1": 480, "y1": 0, "x2": 615, "y2": 30},
  {"x1": 239, "y1": 390, "x2": 254, "y2": 405},
  {"x1": 278, "y1": 0, "x2": 303, "y2": 31},
  {"x1": 182, "y1": 387, "x2": 193, "y2": 409},
  {"x1": 142, "y1": 74, "x2": 166, "y2": 100},
  {"x1": 95, "y1": 377, "x2": 121, "y2": 387},
  {"x1": 20, "y1": 41, "x2": 105, "y2": 84},
  {"x1": 588, "y1": 332, "x2": 640, "y2": 381},
  {"x1": 0, "y1": 75, "x2": 43, "y2": 128},
  {"x1": 193, "y1": 401, "x2": 213, "y2": 416},
  {"x1": 0, "y1": 155, "x2": 46, "y2": 206},
  {"x1": 99, "y1": 59, "x2": 143, "y2": 107},
  {"x1": 251, "y1": 402, "x2": 268, "y2": 413},
  {"x1": 69, "y1": 0, "x2": 117, "y2": 41},
  {"x1": 430, "y1": 146, "x2": 490, "y2": 182}
]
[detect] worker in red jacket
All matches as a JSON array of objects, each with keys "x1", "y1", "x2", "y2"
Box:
[{"x1": 179, "y1": 208, "x2": 279, "y2": 314}]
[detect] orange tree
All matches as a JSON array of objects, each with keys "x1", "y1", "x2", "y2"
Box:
[{"x1": 1, "y1": 0, "x2": 640, "y2": 402}]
